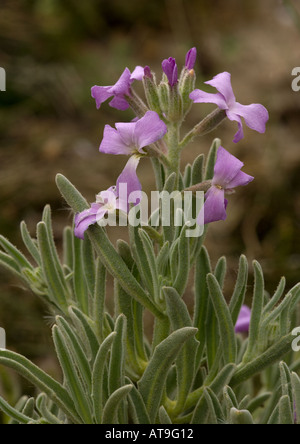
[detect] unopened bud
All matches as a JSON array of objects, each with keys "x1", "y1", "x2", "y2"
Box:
[
  {"x1": 168, "y1": 83, "x2": 183, "y2": 123},
  {"x1": 158, "y1": 80, "x2": 183, "y2": 123},
  {"x1": 143, "y1": 67, "x2": 161, "y2": 114},
  {"x1": 158, "y1": 82, "x2": 169, "y2": 115},
  {"x1": 179, "y1": 67, "x2": 196, "y2": 116}
]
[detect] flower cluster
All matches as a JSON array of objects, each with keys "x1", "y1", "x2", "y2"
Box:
[{"x1": 74, "y1": 47, "x2": 269, "y2": 238}]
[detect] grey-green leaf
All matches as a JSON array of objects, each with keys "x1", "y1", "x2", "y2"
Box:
[
  {"x1": 138, "y1": 327, "x2": 198, "y2": 422},
  {"x1": 102, "y1": 385, "x2": 133, "y2": 424},
  {"x1": 206, "y1": 273, "x2": 237, "y2": 364}
]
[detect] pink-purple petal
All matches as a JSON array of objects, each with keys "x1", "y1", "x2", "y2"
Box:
[
  {"x1": 189, "y1": 90, "x2": 228, "y2": 109},
  {"x1": 212, "y1": 146, "x2": 244, "y2": 187},
  {"x1": 232, "y1": 102, "x2": 269, "y2": 134},
  {"x1": 226, "y1": 111, "x2": 245, "y2": 143},
  {"x1": 108, "y1": 95, "x2": 130, "y2": 111},
  {"x1": 74, "y1": 205, "x2": 107, "y2": 239},
  {"x1": 116, "y1": 156, "x2": 142, "y2": 207},
  {"x1": 227, "y1": 170, "x2": 254, "y2": 189},
  {"x1": 130, "y1": 66, "x2": 145, "y2": 81},
  {"x1": 100, "y1": 125, "x2": 133, "y2": 155},
  {"x1": 134, "y1": 111, "x2": 167, "y2": 149},
  {"x1": 91, "y1": 86, "x2": 112, "y2": 109},
  {"x1": 235, "y1": 305, "x2": 251, "y2": 333},
  {"x1": 205, "y1": 72, "x2": 236, "y2": 107},
  {"x1": 115, "y1": 122, "x2": 137, "y2": 147},
  {"x1": 197, "y1": 186, "x2": 227, "y2": 225},
  {"x1": 112, "y1": 68, "x2": 132, "y2": 96}
]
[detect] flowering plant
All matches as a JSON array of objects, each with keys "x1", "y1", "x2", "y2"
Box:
[{"x1": 0, "y1": 48, "x2": 299, "y2": 425}]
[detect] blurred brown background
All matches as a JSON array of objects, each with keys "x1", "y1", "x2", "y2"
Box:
[{"x1": 1, "y1": 0, "x2": 300, "y2": 400}]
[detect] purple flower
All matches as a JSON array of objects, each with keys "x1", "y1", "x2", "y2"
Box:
[
  {"x1": 190, "y1": 72, "x2": 269, "y2": 143},
  {"x1": 74, "y1": 186, "x2": 126, "y2": 239},
  {"x1": 235, "y1": 305, "x2": 251, "y2": 333},
  {"x1": 197, "y1": 146, "x2": 254, "y2": 225},
  {"x1": 100, "y1": 110, "x2": 167, "y2": 156},
  {"x1": 91, "y1": 66, "x2": 144, "y2": 111},
  {"x1": 185, "y1": 47, "x2": 197, "y2": 70},
  {"x1": 99, "y1": 110, "x2": 167, "y2": 189},
  {"x1": 74, "y1": 158, "x2": 144, "y2": 239},
  {"x1": 162, "y1": 57, "x2": 178, "y2": 87}
]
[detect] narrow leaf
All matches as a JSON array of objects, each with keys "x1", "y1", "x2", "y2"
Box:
[
  {"x1": 204, "y1": 387, "x2": 225, "y2": 424},
  {"x1": 230, "y1": 408, "x2": 254, "y2": 424},
  {"x1": 191, "y1": 153, "x2": 204, "y2": 186},
  {"x1": 206, "y1": 273, "x2": 237, "y2": 364},
  {"x1": 37, "y1": 222, "x2": 69, "y2": 311},
  {"x1": 0, "y1": 235, "x2": 33, "y2": 271},
  {"x1": 263, "y1": 277, "x2": 286, "y2": 315},
  {"x1": 52, "y1": 325, "x2": 93, "y2": 424},
  {"x1": 36, "y1": 393, "x2": 62, "y2": 424},
  {"x1": 279, "y1": 395, "x2": 294, "y2": 424},
  {"x1": 126, "y1": 377, "x2": 151, "y2": 425},
  {"x1": 231, "y1": 332, "x2": 295, "y2": 386},
  {"x1": 56, "y1": 316, "x2": 92, "y2": 391},
  {"x1": 183, "y1": 163, "x2": 192, "y2": 188},
  {"x1": 93, "y1": 258, "x2": 107, "y2": 341},
  {"x1": 243, "y1": 260, "x2": 264, "y2": 362},
  {"x1": 102, "y1": 385, "x2": 133, "y2": 424},
  {"x1": 20, "y1": 221, "x2": 41, "y2": 266},
  {"x1": 73, "y1": 235, "x2": 89, "y2": 314},
  {"x1": 0, "y1": 350, "x2": 80, "y2": 423},
  {"x1": 92, "y1": 332, "x2": 116, "y2": 424},
  {"x1": 138, "y1": 327, "x2": 198, "y2": 422},
  {"x1": 292, "y1": 372, "x2": 300, "y2": 424},
  {"x1": 193, "y1": 246, "x2": 211, "y2": 363},
  {"x1": 173, "y1": 224, "x2": 190, "y2": 296},
  {"x1": 205, "y1": 138, "x2": 221, "y2": 180},
  {"x1": 62, "y1": 226, "x2": 74, "y2": 270},
  {"x1": 164, "y1": 286, "x2": 199, "y2": 411},
  {"x1": 0, "y1": 396, "x2": 35, "y2": 424},
  {"x1": 159, "y1": 406, "x2": 172, "y2": 424},
  {"x1": 69, "y1": 306, "x2": 99, "y2": 361},
  {"x1": 229, "y1": 255, "x2": 248, "y2": 325}
]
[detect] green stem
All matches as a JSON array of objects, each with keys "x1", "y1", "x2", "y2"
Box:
[{"x1": 167, "y1": 122, "x2": 181, "y2": 185}]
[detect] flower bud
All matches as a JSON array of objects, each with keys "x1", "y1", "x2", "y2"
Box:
[
  {"x1": 158, "y1": 81, "x2": 169, "y2": 115},
  {"x1": 158, "y1": 81, "x2": 183, "y2": 123},
  {"x1": 162, "y1": 57, "x2": 178, "y2": 87},
  {"x1": 179, "y1": 68, "x2": 196, "y2": 116},
  {"x1": 185, "y1": 47, "x2": 197, "y2": 70},
  {"x1": 143, "y1": 66, "x2": 161, "y2": 114},
  {"x1": 168, "y1": 83, "x2": 183, "y2": 123}
]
